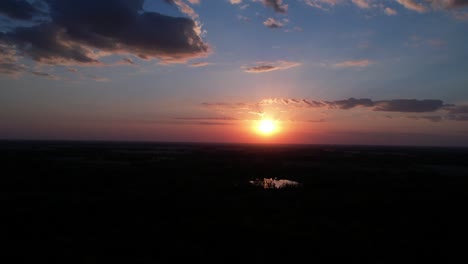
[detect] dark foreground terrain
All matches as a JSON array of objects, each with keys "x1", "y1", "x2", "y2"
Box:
[{"x1": 2, "y1": 141, "x2": 467, "y2": 263}]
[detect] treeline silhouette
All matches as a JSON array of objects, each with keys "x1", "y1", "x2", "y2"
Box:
[{"x1": 2, "y1": 141, "x2": 466, "y2": 263}]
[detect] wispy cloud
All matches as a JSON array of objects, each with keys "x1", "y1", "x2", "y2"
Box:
[
  {"x1": 243, "y1": 61, "x2": 301, "y2": 73},
  {"x1": 88, "y1": 75, "x2": 111, "y2": 82},
  {"x1": 384, "y1": 7, "x2": 398, "y2": 15},
  {"x1": 333, "y1": 59, "x2": 374, "y2": 68},
  {"x1": 30, "y1": 71, "x2": 59, "y2": 80},
  {"x1": 263, "y1": 17, "x2": 287, "y2": 28},
  {"x1": 229, "y1": 0, "x2": 243, "y2": 4},
  {"x1": 352, "y1": 0, "x2": 371, "y2": 9},
  {"x1": 396, "y1": 0, "x2": 428, "y2": 13},
  {"x1": 453, "y1": 11, "x2": 468, "y2": 21},
  {"x1": 407, "y1": 116, "x2": 443, "y2": 122},
  {"x1": 304, "y1": 0, "x2": 341, "y2": 10},
  {"x1": 175, "y1": 117, "x2": 237, "y2": 120},
  {"x1": 189, "y1": 62, "x2": 213, "y2": 67}
]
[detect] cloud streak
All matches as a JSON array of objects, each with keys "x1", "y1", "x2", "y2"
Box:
[
  {"x1": 243, "y1": 61, "x2": 301, "y2": 73},
  {"x1": 202, "y1": 97, "x2": 468, "y2": 122},
  {"x1": 396, "y1": 0, "x2": 428, "y2": 13},
  {"x1": 333, "y1": 59, "x2": 374, "y2": 68}
]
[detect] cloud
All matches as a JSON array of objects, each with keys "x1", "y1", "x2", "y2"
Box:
[
  {"x1": 384, "y1": 7, "x2": 398, "y2": 15},
  {"x1": 88, "y1": 75, "x2": 110, "y2": 82},
  {"x1": 352, "y1": 0, "x2": 371, "y2": 9},
  {"x1": 396, "y1": 0, "x2": 428, "y2": 13},
  {"x1": 0, "y1": 0, "x2": 210, "y2": 70},
  {"x1": 263, "y1": 18, "x2": 285, "y2": 28},
  {"x1": 333, "y1": 59, "x2": 374, "y2": 68},
  {"x1": 187, "y1": 0, "x2": 200, "y2": 4},
  {"x1": 243, "y1": 61, "x2": 301, "y2": 73},
  {"x1": 260, "y1": 0, "x2": 288, "y2": 13},
  {"x1": 229, "y1": 0, "x2": 243, "y2": 4},
  {"x1": 189, "y1": 62, "x2": 212, "y2": 67},
  {"x1": 431, "y1": 0, "x2": 468, "y2": 9},
  {"x1": 0, "y1": 43, "x2": 25, "y2": 76},
  {"x1": 204, "y1": 97, "x2": 448, "y2": 113},
  {"x1": 373, "y1": 99, "x2": 444, "y2": 112},
  {"x1": 202, "y1": 98, "x2": 468, "y2": 123},
  {"x1": 0, "y1": 62, "x2": 25, "y2": 77},
  {"x1": 446, "y1": 115, "x2": 468, "y2": 121},
  {"x1": 407, "y1": 116, "x2": 443, "y2": 122},
  {"x1": 453, "y1": 11, "x2": 468, "y2": 20},
  {"x1": 175, "y1": 117, "x2": 237, "y2": 120},
  {"x1": 304, "y1": 0, "x2": 341, "y2": 10},
  {"x1": 445, "y1": 105, "x2": 468, "y2": 114},
  {"x1": 0, "y1": 0, "x2": 43, "y2": 20},
  {"x1": 30, "y1": 71, "x2": 59, "y2": 80}
]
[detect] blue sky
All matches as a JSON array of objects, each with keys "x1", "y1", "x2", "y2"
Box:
[{"x1": 1, "y1": 0, "x2": 468, "y2": 145}]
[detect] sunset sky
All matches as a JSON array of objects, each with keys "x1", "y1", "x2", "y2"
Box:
[{"x1": 1, "y1": 0, "x2": 468, "y2": 145}]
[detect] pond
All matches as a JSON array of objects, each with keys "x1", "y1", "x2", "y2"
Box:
[{"x1": 249, "y1": 178, "x2": 301, "y2": 189}]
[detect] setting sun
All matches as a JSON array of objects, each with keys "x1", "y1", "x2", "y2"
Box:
[{"x1": 257, "y1": 119, "x2": 277, "y2": 135}]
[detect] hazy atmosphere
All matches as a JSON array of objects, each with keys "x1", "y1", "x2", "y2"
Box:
[{"x1": 1, "y1": 0, "x2": 468, "y2": 145}]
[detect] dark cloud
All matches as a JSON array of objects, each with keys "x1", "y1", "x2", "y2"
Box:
[
  {"x1": 261, "y1": 0, "x2": 288, "y2": 13},
  {"x1": 0, "y1": 0, "x2": 209, "y2": 69},
  {"x1": 259, "y1": 98, "x2": 444, "y2": 112},
  {"x1": 0, "y1": 0, "x2": 42, "y2": 20},
  {"x1": 445, "y1": 105, "x2": 468, "y2": 114},
  {"x1": 245, "y1": 65, "x2": 276, "y2": 72},
  {"x1": 373, "y1": 99, "x2": 444, "y2": 112},
  {"x1": 1, "y1": 23, "x2": 101, "y2": 65},
  {"x1": 433, "y1": 0, "x2": 468, "y2": 8},
  {"x1": 331, "y1": 98, "x2": 374, "y2": 109}
]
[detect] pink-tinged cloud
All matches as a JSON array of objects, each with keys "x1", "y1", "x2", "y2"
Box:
[
  {"x1": 384, "y1": 7, "x2": 398, "y2": 15},
  {"x1": 189, "y1": 62, "x2": 213, "y2": 67},
  {"x1": 229, "y1": 0, "x2": 242, "y2": 4},
  {"x1": 333, "y1": 59, "x2": 374, "y2": 68},
  {"x1": 263, "y1": 18, "x2": 286, "y2": 28},
  {"x1": 352, "y1": 0, "x2": 371, "y2": 9},
  {"x1": 88, "y1": 75, "x2": 110, "y2": 82},
  {"x1": 243, "y1": 61, "x2": 301, "y2": 73},
  {"x1": 396, "y1": 0, "x2": 428, "y2": 13},
  {"x1": 187, "y1": 0, "x2": 200, "y2": 4}
]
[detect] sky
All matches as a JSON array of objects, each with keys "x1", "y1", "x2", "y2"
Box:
[{"x1": 1, "y1": 0, "x2": 468, "y2": 146}]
